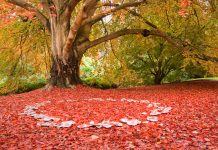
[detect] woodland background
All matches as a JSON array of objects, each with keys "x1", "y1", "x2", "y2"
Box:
[{"x1": 0, "y1": 0, "x2": 217, "y2": 94}]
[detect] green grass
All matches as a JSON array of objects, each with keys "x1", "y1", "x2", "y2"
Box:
[{"x1": 186, "y1": 77, "x2": 218, "y2": 81}]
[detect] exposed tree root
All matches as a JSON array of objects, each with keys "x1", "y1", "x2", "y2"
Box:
[
  {"x1": 41, "y1": 84, "x2": 54, "y2": 91},
  {"x1": 41, "y1": 83, "x2": 78, "y2": 91},
  {"x1": 66, "y1": 84, "x2": 76, "y2": 89}
]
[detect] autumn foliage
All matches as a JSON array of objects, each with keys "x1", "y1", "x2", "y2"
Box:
[
  {"x1": 0, "y1": 0, "x2": 34, "y2": 24},
  {"x1": 0, "y1": 80, "x2": 218, "y2": 149},
  {"x1": 0, "y1": 0, "x2": 191, "y2": 23},
  {"x1": 178, "y1": 0, "x2": 192, "y2": 17}
]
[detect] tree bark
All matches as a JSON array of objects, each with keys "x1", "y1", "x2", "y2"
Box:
[
  {"x1": 154, "y1": 70, "x2": 165, "y2": 85},
  {"x1": 154, "y1": 74, "x2": 164, "y2": 84},
  {"x1": 48, "y1": 13, "x2": 82, "y2": 87},
  {"x1": 154, "y1": 75, "x2": 163, "y2": 85},
  {"x1": 50, "y1": 52, "x2": 82, "y2": 87}
]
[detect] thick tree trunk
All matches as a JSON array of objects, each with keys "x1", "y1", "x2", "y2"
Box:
[
  {"x1": 48, "y1": 17, "x2": 83, "y2": 87},
  {"x1": 50, "y1": 52, "x2": 82, "y2": 87}
]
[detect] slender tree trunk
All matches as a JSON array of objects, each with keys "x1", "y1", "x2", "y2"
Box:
[
  {"x1": 154, "y1": 72, "x2": 164, "y2": 85},
  {"x1": 154, "y1": 76, "x2": 162, "y2": 85}
]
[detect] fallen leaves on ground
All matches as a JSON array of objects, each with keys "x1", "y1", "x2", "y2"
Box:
[{"x1": 0, "y1": 80, "x2": 217, "y2": 149}]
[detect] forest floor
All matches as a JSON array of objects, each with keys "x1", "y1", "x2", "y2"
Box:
[{"x1": 0, "y1": 80, "x2": 217, "y2": 149}]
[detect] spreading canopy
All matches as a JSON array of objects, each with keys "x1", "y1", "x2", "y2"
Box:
[{"x1": 1, "y1": 0, "x2": 217, "y2": 88}]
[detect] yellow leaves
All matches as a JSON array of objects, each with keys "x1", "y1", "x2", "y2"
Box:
[
  {"x1": 0, "y1": 20, "x2": 50, "y2": 89},
  {"x1": 182, "y1": 48, "x2": 218, "y2": 76},
  {"x1": 114, "y1": 10, "x2": 128, "y2": 22},
  {"x1": 206, "y1": 61, "x2": 218, "y2": 75}
]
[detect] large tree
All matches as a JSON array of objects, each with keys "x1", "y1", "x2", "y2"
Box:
[
  {"x1": 4, "y1": 0, "x2": 153, "y2": 88},
  {"x1": 4, "y1": 0, "x2": 216, "y2": 88}
]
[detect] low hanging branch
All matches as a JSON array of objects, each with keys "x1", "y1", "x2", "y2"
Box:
[
  {"x1": 98, "y1": 4, "x2": 217, "y2": 63},
  {"x1": 127, "y1": 10, "x2": 218, "y2": 62},
  {"x1": 79, "y1": 29, "x2": 150, "y2": 52},
  {"x1": 99, "y1": 2, "x2": 185, "y2": 50},
  {"x1": 149, "y1": 30, "x2": 185, "y2": 50}
]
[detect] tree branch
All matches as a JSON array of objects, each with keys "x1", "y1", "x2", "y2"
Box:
[
  {"x1": 63, "y1": 0, "x2": 82, "y2": 18},
  {"x1": 125, "y1": 9, "x2": 190, "y2": 50},
  {"x1": 100, "y1": 2, "x2": 158, "y2": 29},
  {"x1": 68, "y1": 0, "x2": 82, "y2": 9},
  {"x1": 208, "y1": 0, "x2": 217, "y2": 12},
  {"x1": 137, "y1": 56, "x2": 156, "y2": 75},
  {"x1": 82, "y1": 1, "x2": 146, "y2": 26},
  {"x1": 126, "y1": 9, "x2": 158, "y2": 29},
  {"x1": 40, "y1": 0, "x2": 50, "y2": 15},
  {"x1": 147, "y1": 52, "x2": 158, "y2": 73},
  {"x1": 8, "y1": 0, "x2": 50, "y2": 32},
  {"x1": 62, "y1": 0, "x2": 99, "y2": 63},
  {"x1": 194, "y1": 54, "x2": 218, "y2": 63},
  {"x1": 99, "y1": 3, "x2": 119, "y2": 7},
  {"x1": 79, "y1": 29, "x2": 150, "y2": 51},
  {"x1": 150, "y1": 29, "x2": 185, "y2": 50}
]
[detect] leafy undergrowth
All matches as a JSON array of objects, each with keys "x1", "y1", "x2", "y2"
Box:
[{"x1": 0, "y1": 81, "x2": 217, "y2": 149}]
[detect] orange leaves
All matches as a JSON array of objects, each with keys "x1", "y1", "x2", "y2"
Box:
[
  {"x1": 180, "y1": 0, "x2": 192, "y2": 7},
  {"x1": 178, "y1": 9, "x2": 189, "y2": 17},
  {"x1": 0, "y1": 1, "x2": 15, "y2": 23},
  {"x1": 178, "y1": 0, "x2": 192, "y2": 17},
  {"x1": 0, "y1": 0, "x2": 35, "y2": 25}
]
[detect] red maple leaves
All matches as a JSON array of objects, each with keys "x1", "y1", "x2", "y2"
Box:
[{"x1": 0, "y1": 81, "x2": 217, "y2": 149}]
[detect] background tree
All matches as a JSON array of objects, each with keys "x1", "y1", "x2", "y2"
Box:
[{"x1": 125, "y1": 42, "x2": 183, "y2": 84}]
